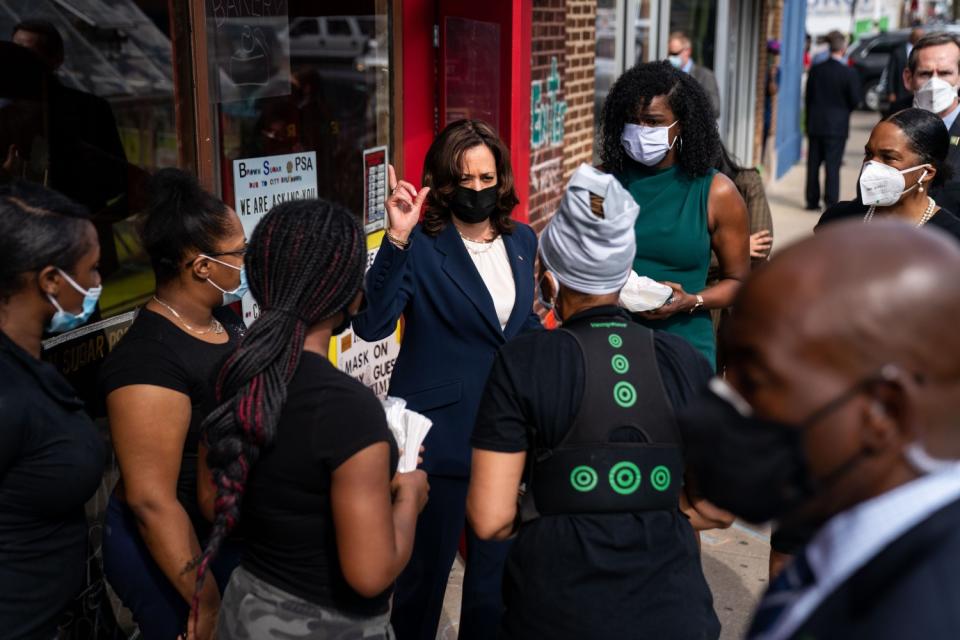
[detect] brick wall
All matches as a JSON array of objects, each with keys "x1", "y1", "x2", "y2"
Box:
[
  {"x1": 528, "y1": 0, "x2": 567, "y2": 235},
  {"x1": 528, "y1": 0, "x2": 597, "y2": 235},
  {"x1": 563, "y1": 0, "x2": 596, "y2": 181}
]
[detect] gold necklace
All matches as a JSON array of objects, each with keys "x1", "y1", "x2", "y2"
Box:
[{"x1": 152, "y1": 296, "x2": 224, "y2": 335}]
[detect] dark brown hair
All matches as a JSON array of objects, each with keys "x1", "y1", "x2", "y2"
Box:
[{"x1": 421, "y1": 119, "x2": 518, "y2": 237}]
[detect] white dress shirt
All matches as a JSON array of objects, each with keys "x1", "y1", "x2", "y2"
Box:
[
  {"x1": 756, "y1": 463, "x2": 960, "y2": 640},
  {"x1": 942, "y1": 102, "x2": 960, "y2": 133},
  {"x1": 462, "y1": 236, "x2": 515, "y2": 330}
]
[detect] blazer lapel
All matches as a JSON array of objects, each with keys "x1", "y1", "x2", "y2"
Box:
[
  {"x1": 502, "y1": 232, "x2": 532, "y2": 338},
  {"x1": 436, "y1": 223, "x2": 503, "y2": 338}
]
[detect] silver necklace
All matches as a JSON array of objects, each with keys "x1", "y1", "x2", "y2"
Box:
[
  {"x1": 152, "y1": 296, "x2": 224, "y2": 335},
  {"x1": 864, "y1": 196, "x2": 936, "y2": 226}
]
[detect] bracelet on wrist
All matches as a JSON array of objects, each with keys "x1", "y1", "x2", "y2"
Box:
[
  {"x1": 689, "y1": 294, "x2": 704, "y2": 314},
  {"x1": 386, "y1": 231, "x2": 409, "y2": 249}
]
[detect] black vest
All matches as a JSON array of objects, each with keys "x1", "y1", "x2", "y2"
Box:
[{"x1": 520, "y1": 316, "x2": 684, "y2": 522}]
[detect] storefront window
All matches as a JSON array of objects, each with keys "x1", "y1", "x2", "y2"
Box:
[
  {"x1": 209, "y1": 0, "x2": 391, "y2": 250},
  {"x1": 669, "y1": 0, "x2": 717, "y2": 70},
  {"x1": 1, "y1": 0, "x2": 183, "y2": 408}
]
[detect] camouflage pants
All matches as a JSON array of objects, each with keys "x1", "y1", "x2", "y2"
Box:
[{"x1": 218, "y1": 566, "x2": 395, "y2": 640}]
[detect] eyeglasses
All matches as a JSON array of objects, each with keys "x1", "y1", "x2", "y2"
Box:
[{"x1": 185, "y1": 247, "x2": 246, "y2": 267}]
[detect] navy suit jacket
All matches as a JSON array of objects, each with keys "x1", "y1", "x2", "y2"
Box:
[
  {"x1": 805, "y1": 58, "x2": 860, "y2": 139},
  {"x1": 792, "y1": 495, "x2": 960, "y2": 639},
  {"x1": 353, "y1": 221, "x2": 542, "y2": 477}
]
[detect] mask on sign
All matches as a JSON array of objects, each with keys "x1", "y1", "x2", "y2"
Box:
[
  {"x1": 46, "y1": 268, "x2": 102, "y2": 334},
  {"x1": 913, "y1": 76, "x2": 959, "y2": 114},
  {"x1": 200, "y1": 255, "x2": 250, "y2": 305},
  {"x1": 858, "y1": 161, "x2": 929, "y2": 207},
  {"x1": 621, "y1": 122, "x2": 679, "y2": 167}
]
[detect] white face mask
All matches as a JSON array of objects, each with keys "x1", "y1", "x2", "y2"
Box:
[
  {"x1": 621, "y1": 121, "x2": 679, "y2": 167},
  {"x1": 913, "y1": 76, "x2": 959, "y2": 114},
  {"x1": 858, "y1": 160, "x2": 929, "y2": 207}
]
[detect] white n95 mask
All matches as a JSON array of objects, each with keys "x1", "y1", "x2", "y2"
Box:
[
  {"x1": 913, "y1": 76, "x2": 959, "y2": 114},
  {"x1": 858, "y1": 161, "x2": 929, "y2": 207},
  {"x1": 621, "y1": 122, "x2": 679, "y2": 166}
]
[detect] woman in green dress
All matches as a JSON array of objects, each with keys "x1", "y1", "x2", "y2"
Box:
[{"x1": 600, "y1": 61, "x2": 749, "y2": 367}]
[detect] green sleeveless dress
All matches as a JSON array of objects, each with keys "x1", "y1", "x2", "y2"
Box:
[{"x1": 618, "y1": 163, "x2": 717, "y2": 368}]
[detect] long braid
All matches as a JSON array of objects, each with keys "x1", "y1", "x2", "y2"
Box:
[{"x1": 190, "y1": 199, "x2": 365, "y2": 616}]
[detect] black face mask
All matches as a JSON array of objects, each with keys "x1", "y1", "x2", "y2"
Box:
[
  {"x1": 677, "y1": 376, "x2": 882, "y2": 524},
  {"x1": 451, "y1": 185, "x2": 498, "y2": 224}
]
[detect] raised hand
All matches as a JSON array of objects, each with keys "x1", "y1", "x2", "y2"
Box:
[{"x1": 386, "y1": 164, "x2": 430, "y2": 243}]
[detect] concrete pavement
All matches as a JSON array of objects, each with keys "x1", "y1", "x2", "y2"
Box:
[{"x1": 434, "y1": 109, "x2": 877, "y2": 639}]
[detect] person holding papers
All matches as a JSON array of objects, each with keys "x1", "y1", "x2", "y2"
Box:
[
  {"x1": 193, "y1": 199, "x2": 428, "y2": 639},
  {"x1": 353, "y1": 119, "x2": 542, "y2": 640}
]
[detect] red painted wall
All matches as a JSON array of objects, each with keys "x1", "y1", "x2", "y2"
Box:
[{"x1": 400, "y1": 0, "x2": 531, "y2": 221}]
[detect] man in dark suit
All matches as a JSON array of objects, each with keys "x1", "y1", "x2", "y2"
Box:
[
  {"x1": 900, "y1": 32, "x2": 960, "y2": 216},
  {"x1": 805, "y1": 31, "x2": 860, "y2": 210},
  {"x1": 668, "y1": 31, "x2": 721, "y2": 119},
  {"x1": 879, "y1": 27, "x2": 923, "y2": 114},
  {"x1": 680, "y1": 221, "x2": 960, "y2": 640}
]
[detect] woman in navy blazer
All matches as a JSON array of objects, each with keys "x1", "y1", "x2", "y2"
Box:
[{"x1": 353, "y1": 120, "x2": 541, "y2": 640}]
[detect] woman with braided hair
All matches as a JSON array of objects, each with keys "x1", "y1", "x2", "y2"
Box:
[{"x1": 194, "y1": 199, "x2": 429, "y2": 639}]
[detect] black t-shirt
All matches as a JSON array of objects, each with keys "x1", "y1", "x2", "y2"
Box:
[
  {"x1": 0, "y1": 331, "x2": 106, "y2": 638},
  {"x1": 100, "y1": 307, "x2": 241, "y2": 533},
  {"x1": 471, "y1": 307, "x2": 720, "y2": 640},
  {"x1": 817, "y1": 198, "x2": 960, "y2": 243},
  {"x1": 241, "y1": 352, "x2": 399, "y2": 615}
]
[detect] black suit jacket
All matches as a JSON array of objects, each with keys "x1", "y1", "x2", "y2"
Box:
[
  {"x1": 791, "y1": 495, "x2": 960, "y2": 639},
  {"x1": 931, "y1": 114, "x2": 960, "y2": 217},
  {"x1": 805, "y1": 58, "x2": 860, "y2": 139},
  {"x1": 880, "y1": 43, "x2": 910, "y2": 103}
]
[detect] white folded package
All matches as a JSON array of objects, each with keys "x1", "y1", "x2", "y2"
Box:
[
  {"x1": 618, "y1": 271, "x2": 674, "y2": 312},
  {"x1": 382, "y1": 396, "x2": 433, "y2": 473}
]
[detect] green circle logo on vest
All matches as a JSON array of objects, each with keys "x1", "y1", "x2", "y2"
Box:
[
  {"x1": 609, "y1": 461, "x2": 642, "y2": 495},
  {"x1": 570, "y1": 465, "x2": 598, "y2": 492},
  {"x1": 650, "y1": 465, "x2": 672, "y2": 491},
  {"x1": 608, "y1": 333, "x2": 623, "y2": 348},
  {"x1": 613, "y1": 381, "x2": 637, "y2": 408},
  {"x1": 611, "y1": 354, "x2": 630, "y2": 374}
]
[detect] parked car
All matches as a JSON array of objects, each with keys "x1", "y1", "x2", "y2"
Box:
[
  {"x1": 283, "y1": 16, "x2": 374, "y2": 60},
  {"x1": 848, "y1": 25, "x2": 960, "y2": 111},
  {"x1": 847, "y1": 29, "x2": 909, "y2": 111}
]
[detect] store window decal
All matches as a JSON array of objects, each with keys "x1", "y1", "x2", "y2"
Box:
[{"x1": 531, "y1": 56, "x2": 567, "y2": 149}]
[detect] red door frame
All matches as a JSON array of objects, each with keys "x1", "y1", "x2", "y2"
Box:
[{"x1": 399, "y1": 0, "x2": 531, "y2": 222}]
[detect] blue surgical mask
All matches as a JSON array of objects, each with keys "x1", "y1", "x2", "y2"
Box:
[
  {"x1": 46, "y1": 268, "x2": 102, "y2": 334},
  {"x1": 201, "y1": 255, "x2": 249, "y2": 305},
  {"x1": 668, "y1": 55, "x2": 683, "y2": 69}
]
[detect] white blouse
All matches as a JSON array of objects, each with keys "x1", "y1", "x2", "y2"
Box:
[{"x1": 461, "y1": 236, "x2": 516, "y2": 330}]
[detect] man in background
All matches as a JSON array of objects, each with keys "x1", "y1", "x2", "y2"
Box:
[
  {"x1": 681, "y1": 221, "x2": 960, "y2": 639},
  {"x1": 804, "y1": 30, "x2": 860, "y2": 211},
  {"x1": 879, "y1": 27, "x2": 924, "y2": 114},
  {"x1": 900, "y1": 32, "x2": 960, "y2": 215},
  {"x1": 668, "y1": 31, "x2": 721, "y2": 119}
]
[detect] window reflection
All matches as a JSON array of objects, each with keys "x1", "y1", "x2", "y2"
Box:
[{"x1": 215, "y1": 1, "x2": 390, "y2": 222}]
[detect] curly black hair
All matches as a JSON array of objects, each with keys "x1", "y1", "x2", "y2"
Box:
[{"x1": 600, "y1": 61, "x2": 721, "y2": 177}]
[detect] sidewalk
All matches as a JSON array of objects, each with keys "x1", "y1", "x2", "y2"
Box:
[
  {"x1": 766, "y1": 110, "x2": 877, "y2": 252},
  {"x1": 434, "y1": 110, "x2": 878, "y2": 640}
]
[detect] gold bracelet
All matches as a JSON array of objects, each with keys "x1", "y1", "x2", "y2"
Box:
[{"x1": 386, "y1": 231, "x2": 409, "y2": 249}]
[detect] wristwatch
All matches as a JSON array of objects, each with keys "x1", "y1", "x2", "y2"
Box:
[{"x1": 689, "y1": 294, "x2": 704, "y2": 314}]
